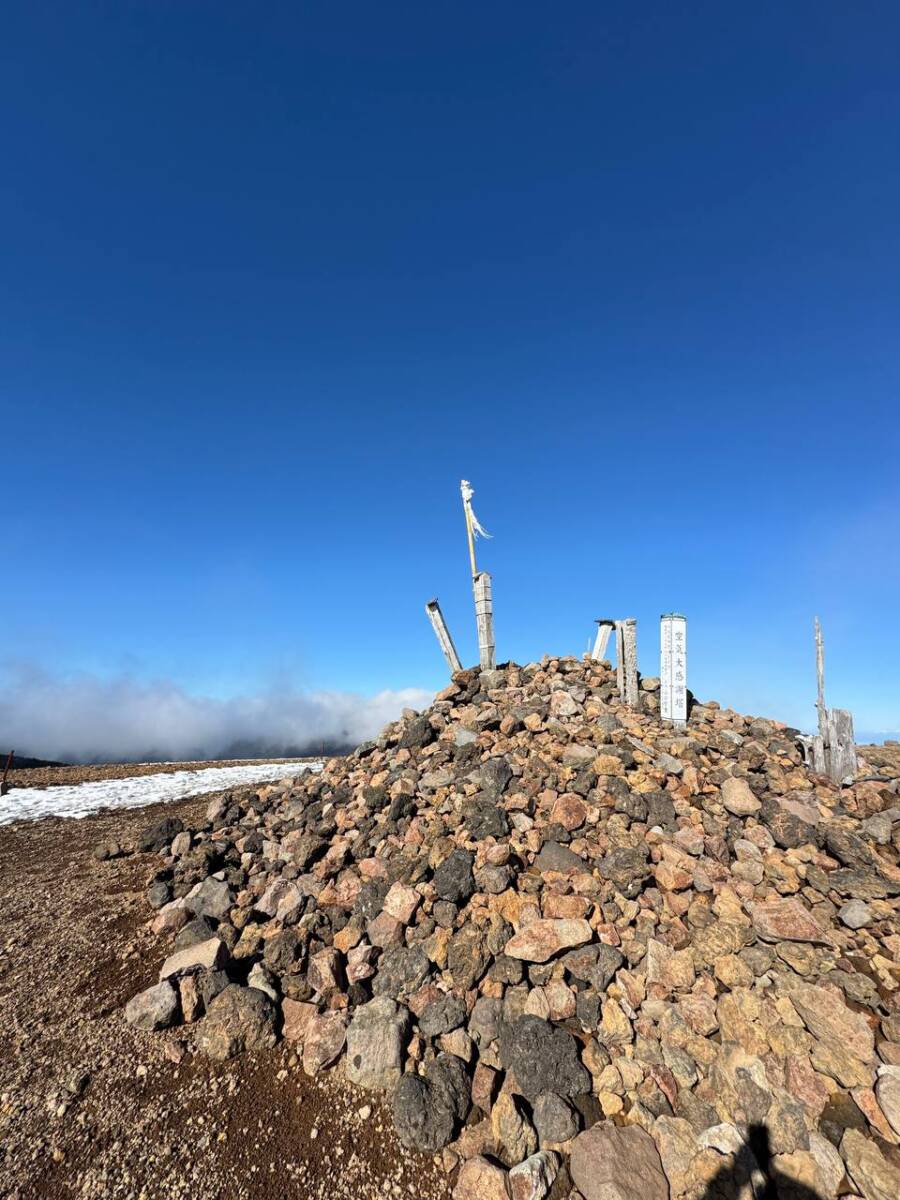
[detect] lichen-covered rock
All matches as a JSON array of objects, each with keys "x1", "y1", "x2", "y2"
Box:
[{"x1": 195, "y1": 984, "x2": 278, "y2": 1060}]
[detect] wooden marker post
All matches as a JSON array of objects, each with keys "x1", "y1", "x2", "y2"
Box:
[
  {"x1": 592, "y1": 620, "x2": 615, "y2": 661},
  {"x1": 473, "y1": 573, "x2": 496, "y2": 670},
  {"x1": 660, "y1": 613, "x2": 687, "y2": 726},
  {"x1": 425, "y1": 599, "x2": 463, "y2": 674},
  {"x1": 1, "y1": 750, "x2": 13, "y2": 797},
  {"x1": 807, "y1": 617, "x2": 858, "y2": 784},
  {"x1": 460, "y1": 480, "x2": 496, "y2": 672},
  {"x1": 615, "y1": 618, "x2": 639, "y2": 708}
]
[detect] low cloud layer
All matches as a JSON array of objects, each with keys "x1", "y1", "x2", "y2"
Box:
[{"x1": 0, "y1": 664, "x2": 433, "y2": 764}]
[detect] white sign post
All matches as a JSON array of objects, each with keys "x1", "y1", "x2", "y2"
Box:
[{"x1": 660, "y1": 613, "x2": 687, "y2": 726}]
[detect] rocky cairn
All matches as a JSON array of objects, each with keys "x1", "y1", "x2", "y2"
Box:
[{"x1": 125, "y1": 657, "x2": 900, "y2": 1200}]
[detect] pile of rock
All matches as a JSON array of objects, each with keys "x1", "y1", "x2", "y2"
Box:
[{"x1": 125, "y1": 657, "x2": 900, "y2": 1200}]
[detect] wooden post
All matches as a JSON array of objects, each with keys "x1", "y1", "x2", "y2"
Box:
[
  {"x1": 1, "y1": 750, "x2": 13, "y2": 797},
  {"x1": 615, "y1": 618, "x2": 639, "y2": 707},
  {"x1": 425, "y1": 599, "x2": 463, "y2": 674},
  {"x1": 808, "y1": 618, "x2": 857, "y2": 784},
  {"x1": 815, "y1": 616, "x2": 827, "y2": 742},
  {"x1": 592, "y1": 620, "x2": 615, "y2": 661},
  {"x1": 473, "y1": 572, "x2": 496, "y2": 671},
  {"x1": 660, "y1": 613, "x2": 687, "y2": 726}
]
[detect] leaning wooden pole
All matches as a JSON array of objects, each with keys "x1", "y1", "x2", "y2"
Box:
[
  {"x1": 425, "y1": 599, "x2": 463, "y2": 674},
  {"x1": 592, "y1": 619, "x2": 615, "y2": 661}
]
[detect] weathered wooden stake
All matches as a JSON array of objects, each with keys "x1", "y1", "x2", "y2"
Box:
[
  {"x1": 1, "y1": 750, "x2": 13, "y2": 797},
  {"x1": 425, "y1": 598, "x2": 463, "y2": 674},
  {"x1": 473, "y1": 572, "x2": 496, "y2": 671},
  {"x1": 615, "y1": 618, "x2": 639, "y2": 707},
  {"x1": 591, "y1": 620, "x2": 615, "y2": 661},
  {"x1": 660, "y1": 613, "x2": 687, "y2": 726},
  {"x1": 802, "y1": 618, "x2": 857, "y2": 784}
]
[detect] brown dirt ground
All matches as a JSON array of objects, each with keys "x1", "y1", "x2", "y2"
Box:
[
  {"x1": 6, "y1": 759, "x2": 322, "y2": 791},
  {"x1": 0, "y1": 795, "x2": 452, "y2": 1200}
]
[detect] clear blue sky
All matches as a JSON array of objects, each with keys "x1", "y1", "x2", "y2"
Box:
[{"x1": 3, "y1": 2, "x2": 899, "y2": 747}]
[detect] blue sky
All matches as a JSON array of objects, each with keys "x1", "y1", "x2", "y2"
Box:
[{"x1": 2, "y1": 2, "x2": 899, "y2": 756}]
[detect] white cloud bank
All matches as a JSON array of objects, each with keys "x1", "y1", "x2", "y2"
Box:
[{"x1": 0, "y1": 664, "x2": 433, "y2": 763}]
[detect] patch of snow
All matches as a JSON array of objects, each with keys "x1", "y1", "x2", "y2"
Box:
[{"x1": 0, "y1": 761, "x2": 323, "y2": 826}]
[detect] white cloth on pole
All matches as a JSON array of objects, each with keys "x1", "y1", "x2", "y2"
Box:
[{"x1": 460, "y1": 479, "x2": 492, "y2": 539}]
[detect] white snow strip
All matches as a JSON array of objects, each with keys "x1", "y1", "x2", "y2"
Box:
[{"x1": 0, "y1": 761, "x2": 323, "y2": 826}]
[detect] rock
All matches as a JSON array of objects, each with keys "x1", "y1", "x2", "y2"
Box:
[
  {"x1": 139, "y1": 816, "x2": 184, "y2": 852},
  {"x1": 281, "y1": 998, "x2": 318, "y2": 1043},
  {"x1": 839, "y1": 899, "x2": 873, "y2": 929},
  {"x1": 569, "y1": 1122, "x2": 669, "y2": 1200},
  {"x1": 504, "y1": 919, "x2": 593, "y2": 963},
  {"x1": 420, "y1": 992, "x2": 467, "y2": 1038},
  {"x1": 841, "y1": 1127, "x2": 900, "y2": 1200},
  {"x1": 454, "y1": 1155, "x2": 510, "y2": 1200},
  {"x1": 124, "y1": 981, "x2": 178, "y2": 1031},
  {"x1": 247, "y1": 962, "x2": 278, "y2": 1002},
  {"x1": 508, "y1": 1152, "x2": 559, "y2": 1200},
  {"x1": 498, "y1": 1016, "x2": 590, "y2": 1101},
  {"x1": 465, "y1": 798, "x2": 510, "y2": 839},
  {"x1": 876, "y1": 1066, "x2": 900, "y2": 1137},
  {"x1": 761, "y1": 794, "x2": 820, "y2": 848},
  {"x1": 373, "y1": 947, "x2": 431, "y2": 998},
  {"x1": 346, "y1": 997, "x2": 408, "y2": 1090},
  {"x1": 720, "y1": 776, "x2": 761, "y2": 815},
  {"x1": 383, "y1": 882, "x2": 421, "y2": 924},
  {"x1": 185, "y1": 877, "x2": 233, "y2": 921},
  {"x1": 393, "y1": 1053, "x2": 471, "y2": 1153},
  {"x1": 597, "y1": 848, "x2": 650, "y2": 899},
  {"x1": 302, "y1": 1011, "x2": 348, "y2": 1075},
  {"x1": 434, "y1": 849, "x2": 476, "y2": 905},
  {"x1": 130, "y1": 653, "x2": 900, "y2": 1200},
  {"x1": 173, "y1": 916, "x2": 218, "y2": 951},
  {"x1": 561, "y1": 944, "x2": 624, "y2": 991},
  {"x1": 159, "y1": 937, "x2": 227, "y2": 981},
  {"x1": 196, "y1": 984, "x2": 278, "y2": 1060},
  {"x1": 782, "y1": 979, "x2": 875, "y2": 1065},
  {"x1": 533, "y1": 1093, "x2": 579, "y2": 1145},
  {"x1": 534, "y1": 842, "x2": 584, "y2": 874},
  {"x1": 653, "y1": 1115, "x2": 699, "y2": 1197},
  {"x1": 747, "y1": 897, "x2": 825, "y2": 943},
  {"x1": 646, "y1": 939, "x2": 695, "y2": 992},
  {"x1": 491, "y1": 1091, "x2": 537, "y2": 1163}
]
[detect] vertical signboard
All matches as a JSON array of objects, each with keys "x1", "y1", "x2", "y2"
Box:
[{"x1": 660, "y1": 613, "x2": 687, "y2": 725}]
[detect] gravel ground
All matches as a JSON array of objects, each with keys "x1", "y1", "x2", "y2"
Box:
[{"x1": 0, "y1": 795, "x2": 451, "y2": 1200}]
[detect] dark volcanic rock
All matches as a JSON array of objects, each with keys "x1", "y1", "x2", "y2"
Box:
[
  {"x1": 499, "y1": 1015, "x2": 591, "y2": 1101},
  {"x1": 432, "y1": 848, "x2": 475, "y2": 904}
]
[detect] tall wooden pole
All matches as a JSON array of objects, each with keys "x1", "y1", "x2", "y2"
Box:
[
  {"x1": 814, "y1": 616, "x2": 827, "y2": 741},
  {"x1": 462, "y1": 493, "x2": 478, "y2": 579}
]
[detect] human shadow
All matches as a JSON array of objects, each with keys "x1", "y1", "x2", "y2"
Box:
[{"x1": 699, "y1": 1124, "x2": 825, "y2": 1200}]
